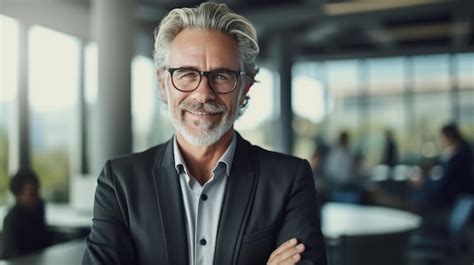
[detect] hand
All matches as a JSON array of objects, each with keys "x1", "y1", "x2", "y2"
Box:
[{"x1": 267, "y1": 238, "x2": 305, "y2": 265}]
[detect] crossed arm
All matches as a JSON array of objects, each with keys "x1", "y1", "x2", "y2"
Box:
[{"x1": 267, "y1": 160, "x2": 327, "y2": 265}]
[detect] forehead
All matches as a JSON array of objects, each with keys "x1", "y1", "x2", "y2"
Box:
[{"x1": 168, "y1": 28, "x2": 240, "y2": 69}]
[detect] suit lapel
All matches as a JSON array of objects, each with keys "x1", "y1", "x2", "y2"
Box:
[
  {"x1": 214, "y1": 134, "x2": 258, "y2": 265},
  {"x1": 152, "y1": 139, "x2": 189, "y2": 265}
]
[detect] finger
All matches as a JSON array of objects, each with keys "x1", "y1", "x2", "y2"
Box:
[
  {"x1": 273, "y1": 243, "x2": 305, "y2": 264},
  {"x1": 268, "y1": 238, "x2": 298, "y2": 263},
  {"x1": 268, "y1": 238, "x2": 298, "y2": 262},
  {"x1": 280, "y1": 253, "x2": 301, "y2": 265}
]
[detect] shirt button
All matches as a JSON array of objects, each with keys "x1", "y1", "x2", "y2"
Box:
[
  {"x1": 201, "y1": 194, "x2": 208, "y2": 201},
  {"x1": 199, "y1": 238, "x2": 207, "y2": 246}
]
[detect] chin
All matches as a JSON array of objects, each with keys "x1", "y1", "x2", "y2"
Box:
[
  {"x1": 179, "y1": 126, "x2": 225, "y2": 146},
  {"x1": 176, "y1": 118, "x2": 236, "y2": 146}
]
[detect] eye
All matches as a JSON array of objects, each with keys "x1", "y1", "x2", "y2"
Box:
[
  {"x1": 175, "y1": 69, "x2": 199, "y2": 80},
  {"x1": 211, "y1": 71, "x2": 233, "y2": 82}
]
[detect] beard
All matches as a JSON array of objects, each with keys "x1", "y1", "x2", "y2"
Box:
[{"x1": 166, "y1": 86, "x2": 239, "y2": 146}]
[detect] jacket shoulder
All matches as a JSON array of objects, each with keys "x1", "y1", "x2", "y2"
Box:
[
  {"x1": 107, "y1": 141, "x2": 169, "y2": 173},
  {"x1": 250, "y1": 144, "x2": 307, "y2": 172}
]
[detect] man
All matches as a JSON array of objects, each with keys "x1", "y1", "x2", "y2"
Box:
[
  {"x1": 83, "y1": 2, "x2": 327, "y2": 265},
  {"x1": 381, "y1": 129, "x2": 398, "y2": 169},
  {"x1": 424, "y1": 123, "x2": 474, "y2": 211},
  {"x1": 325, "y1": 131, "x2": 354, "y2": 189},
  {"x1": 2, "y1": 169, "x2": 51, "y2": 259}
]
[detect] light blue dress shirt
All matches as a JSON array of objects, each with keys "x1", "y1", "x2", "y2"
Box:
[{"x1": 173, "y1": 133, "x2": 237, "y2": 265}]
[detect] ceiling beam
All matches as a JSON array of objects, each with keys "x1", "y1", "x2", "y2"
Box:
[
  {"x1": 451, "y1": 0, "x2": 473, "y2": 48},
  {"x1": 365, "y1": 22, "x2": 398, "y2": 51},
  {"x1": 297, "y1": 44, "x2": 474, "y2": 62}
]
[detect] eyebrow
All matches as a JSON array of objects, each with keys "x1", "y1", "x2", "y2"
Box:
[{"x1": 173, "y1": 66, "x2": 240, "y2": 72}]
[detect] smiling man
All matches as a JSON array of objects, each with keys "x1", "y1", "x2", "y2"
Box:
[{"x1": 83, "y1": 2, "x2": 327, "y2": 265}]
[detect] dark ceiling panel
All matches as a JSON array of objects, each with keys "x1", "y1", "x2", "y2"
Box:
[{"x1": 135, "y1": 0, "x2": 474, "y2": 61}]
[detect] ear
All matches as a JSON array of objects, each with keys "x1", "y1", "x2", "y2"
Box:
[
  {"x1": 157, "y1": 69, "x2": 168, "y2": 103},
  {"x1": 239, "y1": 79, "x2": 253, "y2": 105}
]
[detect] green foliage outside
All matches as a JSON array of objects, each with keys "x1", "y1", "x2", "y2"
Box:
[
  {"x1": 0, "y1": 129, "x2": 8, "y2": 205},
  {"x1": 0, "y1": 130, "x2": 70, "y2": 204},
  {"x1": 32, "y1": 148, "x2": 70, "y2": 203}
]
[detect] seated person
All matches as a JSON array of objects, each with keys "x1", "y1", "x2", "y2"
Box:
[
  {"x1": 419, "y1": 123, "x2": 474, "y2": 221},
  {"x1": 2, "y1": 169, "x2": 51, "y2": 259}
]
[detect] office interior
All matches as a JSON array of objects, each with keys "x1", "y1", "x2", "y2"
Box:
[{"x1": 0, "y1": 0, "x2": 473, "y2": 264}]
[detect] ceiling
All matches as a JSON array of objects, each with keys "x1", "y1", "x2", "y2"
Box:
[
  {"x1": 2, "y1": 0, "x2": 473, "y2": 63},
  {"x1": 137, "y1": 0, "x2": 474, "y2": 62}
]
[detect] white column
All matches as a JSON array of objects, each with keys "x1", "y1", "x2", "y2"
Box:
[
  {"x1": 69, "y1": 41, "x2": 89, "y2": 176},
  {"x1": 8, "y1": 21, "x2": 30, "y2": 174},
  {"x1": 90, "y1": 0, "x2": 135, "y2": 174},
  {"x1": 272, "y1": 32, "x2": 294, "y2": 154}
]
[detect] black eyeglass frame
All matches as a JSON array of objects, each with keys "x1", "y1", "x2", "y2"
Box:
[{"x1": 167, "y1": 67, "x2": 246, "y2": 94}]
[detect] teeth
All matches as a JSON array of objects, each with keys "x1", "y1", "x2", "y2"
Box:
[{"x1": 191, "y1": 111, "x2": 219, "y2": 116}]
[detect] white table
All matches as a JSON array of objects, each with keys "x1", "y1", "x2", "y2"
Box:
[{"x1": 321, "y1": 202, "x2": 421, "y2": 238}]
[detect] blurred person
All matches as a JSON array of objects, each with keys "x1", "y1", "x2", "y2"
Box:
[
  {"x1": 83, "y1": 3, "x2": 326, "y2": 265},
  {"x1": 325, "y1": 131, "x2": 355, "y2": 190},
  {"x1": 310, "y1": 137, "x2": 330, "y2": 191},
  {"x1": 310, "y1": 137, "x2": 331, "y2": 205},
  {"x1": 422, "y1": 123, "x2": 474, "y2": 212},
  {"x1": 2, "y1": 169, "x2": 51, "y2": 259},
  {"x1": 381, "y1": 129, "x2": 398, "y2": 168}
]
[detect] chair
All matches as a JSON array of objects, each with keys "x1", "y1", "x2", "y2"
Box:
[
  {"x1": 327, "y1": 230, "x2": 412, "y2": 265},
  {"x1": 407, "y1": 194, "x2": 474, "y2": 264}
]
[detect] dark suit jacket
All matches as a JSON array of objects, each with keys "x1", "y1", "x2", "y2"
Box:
[
  {"x1": 83, "y1": 133, "x2": 327, "y2": 265},
  {"x1": 428, "y1": 142, "x2": 474, "y2": 209}
]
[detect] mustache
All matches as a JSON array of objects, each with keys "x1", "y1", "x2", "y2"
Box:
[{"x1": 180, "y1": 100, "x2": 226, "y2": 114}]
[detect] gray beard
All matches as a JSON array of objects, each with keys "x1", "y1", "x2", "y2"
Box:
[{"x1": 166, "y1": 87, "x2": 239, "y2": 146}]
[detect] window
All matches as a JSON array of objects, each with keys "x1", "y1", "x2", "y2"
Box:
[
  {"x1": 412, "y1": 55, "x2": 451, "y2": 161},
  {"x1": 0, "y1": 15, "x2": 18, "y2": 204},
  {"x1": 235, "y1": 67, "x2": 276, "y2": 150},
  {"x1": 29, "y1": 25, "x2": 80, "y2": 202},
  {"x1": 366, "y1": 57, "x2": 405, "y2": 165},
  {"x1": 324, "y1": 60, "x2": 360, "y2": 150},
  {"x1": 292, "y1": 62, "x2": 327, "y2": 158},
  {"x1": 457, "y1": 53, "x2": 474, "y2": 139},
  {"x1": 132, "y1": 55, "x2": 174, "y2": 151}
]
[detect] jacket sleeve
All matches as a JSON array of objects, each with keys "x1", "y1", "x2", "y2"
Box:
[
  {"x1": 82, "y1": 161, "x2": 137, "y2": 265},
  {"x1": 276, "y1": 160, "x2": 328, "y2": 265},
  {"x1": 2, "y1": 213, "x2": 21, "y2": 259}
]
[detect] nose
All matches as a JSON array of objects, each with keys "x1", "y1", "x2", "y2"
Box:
[{"x1": 191, "y1": 75, "x2": 216, "y2": 102}]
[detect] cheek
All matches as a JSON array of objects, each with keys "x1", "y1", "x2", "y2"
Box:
[{"x1": 166, "y1": 87, "x2": 184, "y2": 111}]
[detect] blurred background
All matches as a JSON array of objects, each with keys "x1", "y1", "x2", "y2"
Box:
[{"x1": 0, "y1": 0, "x2": 473, "y2": 264}]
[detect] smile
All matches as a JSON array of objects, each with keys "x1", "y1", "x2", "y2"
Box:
[{"x1": 187, "y1": 110, "x2": 223, "y2": 116}]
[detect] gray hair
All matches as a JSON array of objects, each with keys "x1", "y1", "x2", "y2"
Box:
[{"x1": 153, "y1": 2, "x2": 259, "y2": 81}]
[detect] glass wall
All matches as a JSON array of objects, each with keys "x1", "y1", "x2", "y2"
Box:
[
  {"x1": 29, "y1": 25, "x2": 80, "y2": 202},
  {"x1": 235, "y1": 67, "x2": 277, "y2": 150},
  {"x1": 412, "y1": 55, "x2": 451, "y2": 161},
  {"x1": 132, "y1": 55, "x2": 174, "y2": 152},
  {"x1": 366, "y1": 57, "x2": 405, "y2": 165},
  {"x1": 0, "y1": 15, "x2": 18, "y2": 204},
  {"x1": 457, "y1": 53, "x2": 474, "y2": 139},
  {"x1": 292, "y1": 62, "x2": 327, "y2": 158},
  {"x1": 292, "y1": 52, "x2": 474, "y2": 172}
]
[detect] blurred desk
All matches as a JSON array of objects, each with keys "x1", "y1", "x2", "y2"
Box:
[
  {"x1": 322, "y1": 203, "x2": 421, "y2": 265},
  {"x1": 321, "y1": 202, "x2": 421, "y2": 238},
  {"x1": 0, "y1": 239, "x2": 85, "y2": 265},
  {"x1": 0, "y1": 204, "x2": 92, "y2": 232}
]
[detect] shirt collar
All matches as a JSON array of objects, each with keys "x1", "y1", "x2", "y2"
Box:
[{"x1": 173, "y1": 132, "x2": 237, "y2": 177}]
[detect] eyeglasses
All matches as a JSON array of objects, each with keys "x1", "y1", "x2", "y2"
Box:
[{"x1": 167, "y1": 67, "x2": 246, "y2": 94}]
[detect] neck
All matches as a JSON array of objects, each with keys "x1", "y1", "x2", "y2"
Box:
[{"x1": 176, "y1": 128, "x2": 234, "y2": 184}]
